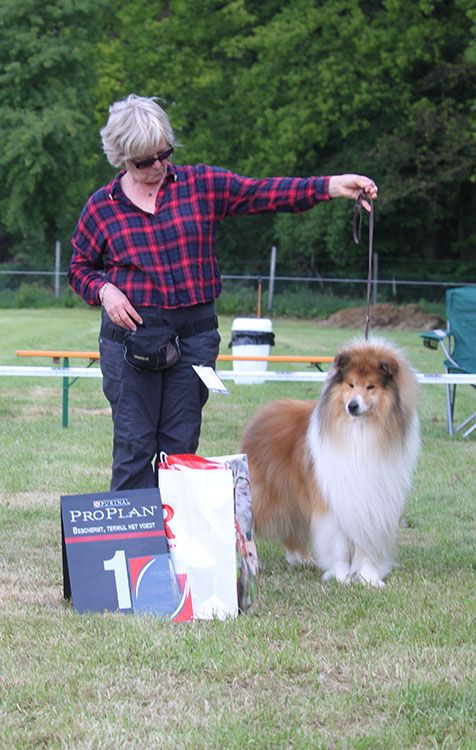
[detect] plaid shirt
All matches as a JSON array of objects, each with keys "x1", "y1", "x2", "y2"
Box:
[{"x1": 69, "y1": 162, "x2": 330, "y2": 308}]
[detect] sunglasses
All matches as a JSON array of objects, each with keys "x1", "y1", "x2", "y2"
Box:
[{"x1": 131, "y1": 146, "x2": 174, "y2": 169}]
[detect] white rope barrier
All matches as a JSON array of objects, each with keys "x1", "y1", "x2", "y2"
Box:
[{"x1": 0, "y1": 365, "x2": 475, "y2": 385}]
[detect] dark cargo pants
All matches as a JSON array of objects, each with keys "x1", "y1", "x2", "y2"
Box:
[{"x1": 99, "y1": 305, "x2": 220, "y2": 491}]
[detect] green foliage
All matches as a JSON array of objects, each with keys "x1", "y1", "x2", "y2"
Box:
[
  {"x1": 217, "y1": 284, "x2": 372, "y2": 319},
  {"x1": 12, "y1": 282, "x2": 54, "y2": 308},
  {"x1": 93, "y1": 0, "x2": 475, "y2": 275},
  {"x1": 0, "y1": 0, "x2": 474, "y2": 279},
  {"x1": 215, "y1": 285, "x2": 259, "y2": 317},
  {"x1": 0, "y1": 281, "x2": 83, "y2": 309},
  {"x1": 233, "y1": 0, "x2": 476, "y2": 274},
  {"x1": 0, "y1": 0, "x2": 108, "y2": 265},
  {"x1": 3, "y1": 277, "x2": 447, "y2": 320}
]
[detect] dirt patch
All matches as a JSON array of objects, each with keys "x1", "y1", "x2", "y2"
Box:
[{"x1": 319, "y1": 303, "x2": 445, "y2": 331}]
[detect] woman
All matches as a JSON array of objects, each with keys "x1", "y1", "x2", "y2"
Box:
[{"x1": 69, "y1": 93, "x2": 378, "y2": 490}]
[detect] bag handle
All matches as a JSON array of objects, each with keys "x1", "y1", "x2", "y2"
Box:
[{"x1": 158, "y1": 453, "x2": 226, "y2": 471}]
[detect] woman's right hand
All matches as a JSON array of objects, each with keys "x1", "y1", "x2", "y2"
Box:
[
  {"x1": 100, "y1": 283, "x2": 143, "y2": 330},
  {"x1": 328, "y1": 174, "x2": 378, "y2": 211}
]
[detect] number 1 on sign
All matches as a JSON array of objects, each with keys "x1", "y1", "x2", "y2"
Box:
[{"x1": 103, "y1": 550, "x2": 132, "y2": 609}]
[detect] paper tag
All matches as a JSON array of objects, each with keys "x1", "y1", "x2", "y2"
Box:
[{"x1": 192, "y1": 365, "x2": 230, "y2": 395}]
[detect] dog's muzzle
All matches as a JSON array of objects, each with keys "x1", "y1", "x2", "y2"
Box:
[
  {"x1": 347, "y1": 399, "x2": 360, "y2": 416},
  {"x1": 346, "y1": 396, "x2": 369, "y2": 417}
]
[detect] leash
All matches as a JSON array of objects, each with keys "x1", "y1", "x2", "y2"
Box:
[{"x1": 353, "y1": 191, "x2": 374, "y2": 339}]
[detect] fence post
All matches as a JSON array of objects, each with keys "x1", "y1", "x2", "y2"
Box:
[
  {"x1": 54, "y1": 240, "x2": 61, "y2": 299},
  {"x1": 268, "y1": 245, "x2": 277, "y2": 311}
]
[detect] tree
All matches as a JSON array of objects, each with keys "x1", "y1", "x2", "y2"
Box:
[
  {"x1": 235, "y1": 0, "x2": 476, "y2": 277},
  {"x1": 0, "y1": 0, "x2": 108, "y2": 266},
  {"x1": 2, "y1": 0, "x2": 473, "y2": 281},
  {"x1": 91, "y1": 0, "x2": 476, "y2": 278},
  {"x1": 95, "y1": 0, "x2": 276, "y2": 273}
]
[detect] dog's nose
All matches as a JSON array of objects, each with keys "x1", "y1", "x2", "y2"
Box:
[{"x1": 348, "y1": 399, "x2": 360, "y2": 415}]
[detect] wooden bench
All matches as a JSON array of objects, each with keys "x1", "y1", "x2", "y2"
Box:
[
  {"x1": 15, "y1": 350, "x2": 334, "y2": 428},
  {"x1": 16, "y1": 350, "x2": 100, "y2": 363},
  {"x1": 16, "y1": 351, "x2": 334, "y2": 365}
]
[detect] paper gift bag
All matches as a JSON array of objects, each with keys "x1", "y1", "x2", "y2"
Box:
[
  {"x1": 160, "y1": 453, "x2": 259, "y2": 616},
  {"x1": 159, "y1": 456, "x2": 238, "y2": 620}
]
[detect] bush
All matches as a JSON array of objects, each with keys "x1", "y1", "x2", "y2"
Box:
[
  {"x1": 216, "y1": 283, "x2": 369, "y2": 319},
  {"x1": 0, "y1": 279, "x2": 446, "y2": 319},
  {"x1": 0, "y1": 282, "x2": 84, "y2": 309},
  {"x1": 14, "y1": 282, "x2": 55, "y2": 308}
]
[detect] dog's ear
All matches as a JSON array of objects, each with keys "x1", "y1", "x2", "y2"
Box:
[
  {"x1": 379, "y1": 360, "x2": 399, "y2": 383},
  {"x1": 333, "y1": 353, "x2": 349, "y2": 382},
  {"x1": 335, "y1": 353, "x2": 349, "y2": 371}
]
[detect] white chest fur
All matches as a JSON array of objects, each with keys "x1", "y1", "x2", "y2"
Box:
[{"x1": 307, "y1": 409, "x2": 420, "y2": 563}]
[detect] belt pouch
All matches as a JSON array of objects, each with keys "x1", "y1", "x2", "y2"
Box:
[{"x1": 123, "y1": 323, "x2": 180, "y2": 371}]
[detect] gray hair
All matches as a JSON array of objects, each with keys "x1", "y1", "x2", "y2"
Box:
[{"x1": 100, "y1": 94, "x2": 175, "y2": 168}]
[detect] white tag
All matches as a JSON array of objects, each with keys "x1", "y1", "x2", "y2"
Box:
[{"x1": 192, "y1": 365, "x2": 230, "y2": 395}]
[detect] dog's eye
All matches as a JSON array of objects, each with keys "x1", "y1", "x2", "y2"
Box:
[
  {"x1": 347, "y1": 383, "x2": 354, "y2": 388},
  {"x1": 367, "y1": 384, "x2": 375, "y2": 390}
]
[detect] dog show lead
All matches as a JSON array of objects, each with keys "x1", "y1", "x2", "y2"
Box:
[{"x1": 68, "y1": 93, "x2": 378, "y2": 491}]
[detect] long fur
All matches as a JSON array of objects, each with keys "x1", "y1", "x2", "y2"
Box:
[{"x1": 241, "y1": 338, "x2": 420, "y2": 587}]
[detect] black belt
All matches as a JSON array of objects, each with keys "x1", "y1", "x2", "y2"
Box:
[{"x1": 101, "y1": 315, "x2": 218, "y2": 344}]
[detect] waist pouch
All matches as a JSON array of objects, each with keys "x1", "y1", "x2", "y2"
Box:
[
  {"x1": 123, "y1": 323, "x2": 180, "y2": 372},
  {"x1": 115, "y1": 315, "x2": 219, "y2": 372}
]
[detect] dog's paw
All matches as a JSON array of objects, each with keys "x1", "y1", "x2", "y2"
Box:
[
  {"x1": 352, "y1": 571, "x2": 386, "y2": 588},
  {"x1": 322, "y1": 565, "x2": 351, "y2": 584},
  {"x1": 285, "y1": 549, "x2": 312, "y2": 566}
]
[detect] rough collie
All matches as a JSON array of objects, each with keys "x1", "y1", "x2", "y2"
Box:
[{"x1": 241, "y1": 338, "x2": 420, "y2": 587}]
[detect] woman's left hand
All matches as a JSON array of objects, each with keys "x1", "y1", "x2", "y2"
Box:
[{"x1": 328, "y1": 174, "x2": 378, "y2": 211}]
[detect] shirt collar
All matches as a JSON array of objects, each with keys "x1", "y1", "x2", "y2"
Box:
[
  {"x1": 166, "y1": 161, "x2": 178, "y2": 181},
  {"x1": 108, "y1": 162, "x2": 178, "y2": 200}
]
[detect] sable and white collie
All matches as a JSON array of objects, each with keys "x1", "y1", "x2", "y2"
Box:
[{"x1": 241, "y1": 338, "x2": 420, "y2": 587}]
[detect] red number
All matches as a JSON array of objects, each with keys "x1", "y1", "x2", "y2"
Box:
[{"x1": 162, "y1": 504, "x2": 175, "y2": 540}]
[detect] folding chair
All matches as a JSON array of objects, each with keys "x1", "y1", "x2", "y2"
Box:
[{"x1": 420, "y1": 286, "x2": 476, "y2": 438}]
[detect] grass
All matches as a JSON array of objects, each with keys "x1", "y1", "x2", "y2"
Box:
[{"x1": 0, "y1": 308, "x2": 475, "y2": 749}]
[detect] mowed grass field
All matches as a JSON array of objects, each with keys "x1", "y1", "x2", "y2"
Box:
[{"x1": 0, "y1": 308, "x2": 475, "y2": 749}]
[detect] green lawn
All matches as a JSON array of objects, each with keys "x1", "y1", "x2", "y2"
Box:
[{"x1": 0, "y1": 309, "x2": 475, "y2": 749}]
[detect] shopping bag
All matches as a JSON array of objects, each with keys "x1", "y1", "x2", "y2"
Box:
[
  {"x1": 159, "y1": 453, "x2": 259, "y2": 615},
  {"x1": 158, "y1": 456, "x2": 238, "y2": 620},
  {"x1": 207, "y1": 454, "x2": 259, "y2": 612}
]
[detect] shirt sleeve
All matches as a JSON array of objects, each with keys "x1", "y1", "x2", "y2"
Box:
[
  {"x1": 68, "y1": 196, "x2": 107, "y2": 306},
  {"x1": 201, "y1": 165, "x2": 330, "y2": 220}
]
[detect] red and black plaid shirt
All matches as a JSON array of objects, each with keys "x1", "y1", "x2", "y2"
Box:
[{"x1": 69, "y1": 162, "x2": 330, "y2": 308}]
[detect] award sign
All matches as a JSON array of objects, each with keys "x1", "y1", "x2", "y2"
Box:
[{"x1": 61, "y1": 488, "x2": 192, "y2": 620}]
